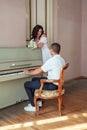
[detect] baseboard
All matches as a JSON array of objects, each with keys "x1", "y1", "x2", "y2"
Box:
[
  {"x1": 65, "y1": 76, "x2": 87, "y2": 83},
  {"x1": 73, "y1": 76, "x2": 87, "y2": 80}
]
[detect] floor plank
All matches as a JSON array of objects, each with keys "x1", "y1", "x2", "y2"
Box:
[{"x1": 0, "y1": 79, "x2": 87, "y2": 130}]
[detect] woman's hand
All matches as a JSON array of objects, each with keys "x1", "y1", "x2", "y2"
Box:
[{"x1": 37, "y1": 42, "x2": 44, "y2": 48}]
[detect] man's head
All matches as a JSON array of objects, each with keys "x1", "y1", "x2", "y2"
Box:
[{"x1": 50, "y1": 43, "x2": 61, "y2": 56}]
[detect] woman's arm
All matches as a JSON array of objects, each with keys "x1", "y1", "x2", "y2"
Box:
[
  {"x1": 37, "y1": 34, "x2": 47, "y2": 48},
  {"x1": 37, "y1": 42, "x2": 44, "y2": 48}
]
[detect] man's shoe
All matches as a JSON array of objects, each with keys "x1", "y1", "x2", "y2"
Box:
[
  {"x1": 37, "y1": 100, "x2": 42, "y2": 107},
  {"x1": 28, "y1": 103, "x2": 31, "y2": 106},
  {"x1": 28, "y1": 101, "x2": 42, "y2": 107},
  {"x1": 24, "y1": 104, "x2": 36, "y2": 112}
]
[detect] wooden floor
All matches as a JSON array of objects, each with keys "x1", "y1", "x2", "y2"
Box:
[{"x1": 0, "y1": 79, "x2": 87, "y2": 130}]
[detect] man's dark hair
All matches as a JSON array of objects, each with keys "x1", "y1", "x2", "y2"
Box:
[{"x1": 51, "y1": 43, "x2": 61, "y2": 54}]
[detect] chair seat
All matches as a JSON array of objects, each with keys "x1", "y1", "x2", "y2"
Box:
[{"x1": 35, "y1": 89, "x2": 65, "y2": 98}]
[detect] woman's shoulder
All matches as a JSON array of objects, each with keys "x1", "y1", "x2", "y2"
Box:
[
  {"x1": 39, "y1": 35, "x2": 47, "y2": 43},
  {"x1": 41, "y1": 33, "x2": 47, "y2": 38},
  {"x1": 40, "y1": 33, "x2": 47, "y2": 40}
]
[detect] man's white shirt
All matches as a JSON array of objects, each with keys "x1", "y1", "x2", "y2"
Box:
[{"x1": 41, "y1": 55, "x2": 65, "y2": 84}]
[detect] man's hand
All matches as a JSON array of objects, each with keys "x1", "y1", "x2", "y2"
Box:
[
  {"x1": 23, "y1": 67, "x2": 43, "y2": 75},
  {"x1": 23, "y1": 69, "x2": 30, "y2": 74}
]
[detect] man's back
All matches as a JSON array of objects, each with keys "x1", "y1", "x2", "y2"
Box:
[{"x1": 41, "y1": 54, "x2": 65, "y2": 80}]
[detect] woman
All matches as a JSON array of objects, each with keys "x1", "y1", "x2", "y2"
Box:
[{"x1": 29, "y1": 25, "x2": 51, "y2": 63}]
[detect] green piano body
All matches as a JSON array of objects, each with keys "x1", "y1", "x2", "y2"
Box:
[{"x1": 0, "y1": 48, "x2": 42, "y2": 109}]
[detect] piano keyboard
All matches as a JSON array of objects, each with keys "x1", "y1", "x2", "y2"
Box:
[
  {"x1": 0, "y1": 66, "x2": 40, "y2": 82},
  {"x1": 0, "y1": 72, "x2": 28, "y2": 82}
]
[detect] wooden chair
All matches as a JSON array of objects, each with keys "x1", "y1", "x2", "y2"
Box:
[{"x1": 34, "y1": 63, "x2": 69, "y2": 116}]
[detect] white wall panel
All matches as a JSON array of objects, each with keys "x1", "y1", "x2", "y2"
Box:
[
  {"x1": 37, "y1": 0, "x2": 46, "y2": 32},
  {"x1": 26, "y1": 0, "x2": 53, "y2": 44}
]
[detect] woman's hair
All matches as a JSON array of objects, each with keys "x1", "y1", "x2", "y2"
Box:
[
  {"x1": 31, "y1": 25, "x2": 44, "y2": 40},
  {"x1": 51, "y1": 43, "x2": 61, "y2": 54}
]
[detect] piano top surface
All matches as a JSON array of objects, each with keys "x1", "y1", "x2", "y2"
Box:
[{"x1": 0, "y1": 47, "x2": 42, "y2": 76}]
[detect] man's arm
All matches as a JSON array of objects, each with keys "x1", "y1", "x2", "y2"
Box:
[{"x1": 23, "y1": 67, "x2": 43, "y2": 75}]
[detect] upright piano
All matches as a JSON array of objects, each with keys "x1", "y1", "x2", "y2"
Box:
[{"x1": 0, "y1": 47, "x2": 42, "y2": 109}]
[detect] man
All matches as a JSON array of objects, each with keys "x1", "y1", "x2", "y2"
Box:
[{"x1": 23, "y1": 43, "x2": 65, "y2": 111}]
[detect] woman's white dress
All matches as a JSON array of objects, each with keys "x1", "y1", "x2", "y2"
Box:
[
  {"x1": 28, "y1": 37, "x2": 51, "y2": 63},
  {"x1": 38, "y1": 37, "x2": 51, "y2": 63}
]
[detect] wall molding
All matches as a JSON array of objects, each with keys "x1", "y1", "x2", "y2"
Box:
[{"x1": 26, "y1": 0, "x2": 53, "y2": 45}]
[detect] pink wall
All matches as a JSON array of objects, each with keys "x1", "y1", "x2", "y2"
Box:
[
  {"x1": 53, "y1": 0, "x2": 82, "y2": 80},
  {"x1": 0, "y1": 0, "x2": 87, "y2": 79},
  {"x1": 81, "y1": 0, "x2": 87, "y2": 76},
  {"x1": 0, "y1": 0, "x2": 26, "y2": 47}
]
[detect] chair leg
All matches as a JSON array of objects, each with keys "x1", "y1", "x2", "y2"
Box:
[
  {"x1": 34, "y1": 97, "x2": 39, "y2": 115},
  {"x1": 61, "y1": 95, "x2": 64, "y2": 110},
  {"x1": 62, "y1": 104, "x2": 64, "y2": 110},
  {"x1": 58, "y1": 96, "x2": 63, "y2": 116}
]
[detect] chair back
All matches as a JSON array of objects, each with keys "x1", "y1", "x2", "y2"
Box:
[
  {"x1": 58, "y1": 63, "x2": 69, "y2": 92},
  {"x1": 60, "y1": 63, "x2": 69, "y2": 79}
]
